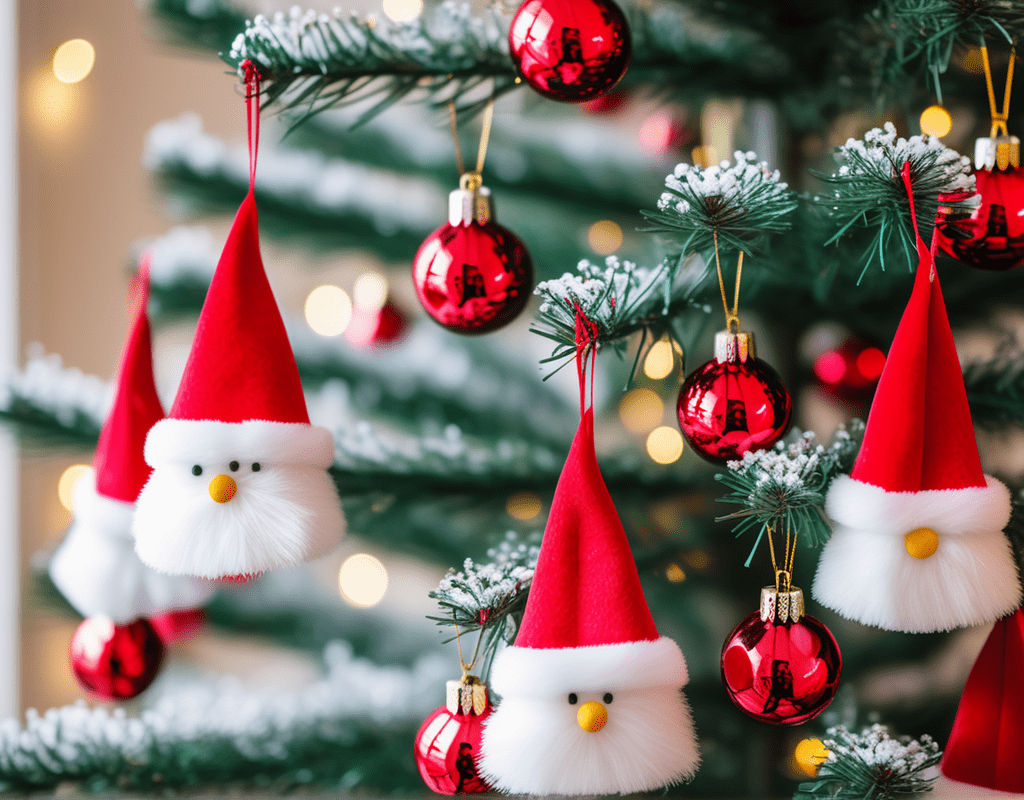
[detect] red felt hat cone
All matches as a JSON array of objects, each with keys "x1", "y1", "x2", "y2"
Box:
[
  {"x1": 168, "y1": 191, "x2": 309, "y2": 425},
  {"x1": 515, "y1": 408, "x2": 659, "y2": 649},
  {"x1": 93, "y1": 257, "x2": 164, "y2": 503},
  {"x1": 850, "y1": 167, "x2": 985, "y2": 493},
  {"x1": 941, "y1": 609, "x2": 1024, "y2": 793}
]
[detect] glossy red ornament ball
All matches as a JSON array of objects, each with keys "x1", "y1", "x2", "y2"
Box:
[
  {"x1": 70, "y1": 617, "x2": 165, "y2": 700},
  {"x1": 937, "y1": 166, "x2": 1024, "y2": 271},
  {"x1": 677, "y1": 331, "x2": 792, "y2": 464},
  {"x1": 509, "y1": 0, "x2": 631, "y2": 103},
  {"x1": 415, "y1": 680, "x2": 493, "y2": 794},
  {"x1": 721, "y1": 592, "x2": 841, "y2": 726}
]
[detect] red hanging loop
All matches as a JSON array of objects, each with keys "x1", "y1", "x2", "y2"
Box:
[
  {"x1": 571, "y1": 302, "x2": 600, "y2": 416},
  {"x1": 901, "y1": 160, "x2": 938, "y2": 281},
  {"x1": 240, "y1": 60, "x2": 261, "y2": 193}
]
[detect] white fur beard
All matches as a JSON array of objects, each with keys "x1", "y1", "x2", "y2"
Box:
[
  {"x1": 50, "y1": 477, "x2": 213, "y2": 622},
  {"x1": 133, "y1": 464, "x2": 344, "y2": 578},
  {"x1": 813, "y1": 475, "x2": 1021, "y2": 633},
  {"x1": 931, "y1": 775, "x2": 1024, "y2": 798},
  {"x1": 479, "y1": 684, "x2": 698, "y2": 795}
]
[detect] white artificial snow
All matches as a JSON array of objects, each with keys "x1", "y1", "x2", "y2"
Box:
[
  {"x1": 436, "y1": 531, "x2": 539, "y2": 615},
  {"x1": 0, "y1": 345, "x2": 112, "y2": 429},
  {"x1": 822, "y1": 724, "x2": 939, "y2": 773},
  {"x1": 657, "y1": 150, "x2": 788, "y2": 216}
]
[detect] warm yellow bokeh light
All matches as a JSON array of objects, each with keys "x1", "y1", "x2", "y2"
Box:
[
  {"x1": 382, "y1": 0, "x2": 424, "y2": 22},
  {"x1": 691, "y1": 145, "x2": 718, "y2": 169},
  {"x1": 53, "y1": 39, "x2": 95, "y2": 84},
  {"x1": 305, "y1": 285, "x2": 353, "y2": 336},
  {"x1": 646, "y1": 426, "x2": 685, "y2": 465},
  {"x1": 353, "y1": 272, "x2": 389, "y2": 312},
  {"x1": 793, "y1": 738, "x2": 831, "y2": 778},
  {"x1": 644, "y1": 339, "x2": 677, "y2": 380},
  {"x1": 506, "y1": 492, "x2": 542, "y2": 521},
  {"x1": 58, "y1": 464, "x2": 90, "y2": 513},
  {"x1": 618, "y1": 388, "x2": 665, "y2": 434},
  {"x1": 920, "y1": 105, "x2": 952, "y2": 138},
  {"x1": 29, "y1": 72, "x2": 78, "y2": 133},
  {"x1": 339, "y1": 553, "x2": 389, "y2": 608},
  {"x1": 587, "y1": 221, "x2": 623, "y2": 255},
  {"x1": 665, "y1": 563, "x2": 686, "y2": 582}
]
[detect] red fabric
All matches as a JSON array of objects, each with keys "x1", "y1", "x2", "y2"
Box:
[
  {"x1": 941, "y1": 609, "x2": 1024, "y2": 792},
  {"x1": 169, "y1": 192, "x2": 309, "y2": 424},
  {"x1": 850, "y1": 165, "x2": 985, "y2": 491},
  {"x1": 93, "y1": 259, "x2": 164, "y2": 503},
  {"x1": 515, "y1": 408, "x2": 659, "y2": 649}
]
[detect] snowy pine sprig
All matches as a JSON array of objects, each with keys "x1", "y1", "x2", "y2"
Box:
[
  {"x1": 817, "y1": 123, "x2": 975, "y2": 278},
  {"x1": 715, "y1": 421, "x2": 865, "y2": 566},
  {"x1": 794, "y1": 724, "x2": 942, "y2": 800},
  {"x1": 641, "y1": 151, "x2": 798, "y2": 259}
]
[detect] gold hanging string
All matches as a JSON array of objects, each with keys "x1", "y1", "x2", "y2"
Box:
[
  {"x1": 766, "y1": 524, "x2": 798, "y2": 593},
  {"x1": 980, "y1": 43, "x2": 1017, "y2": 138},
  {"x1": 453, "y1": 616, "x2": 485, "y2": 681},
  {"x1": 448, "y1": 98, "x2": 496, "y2": 192},
  {"x1": 713, "y1": 230, "x2": 745, "y2": 333}
]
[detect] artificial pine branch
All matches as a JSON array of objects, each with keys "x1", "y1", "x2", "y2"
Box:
[
  {"x1": 964, "y1": 338, "x2": 1024, "y2": 429},
  {"x1": 146, "y1": 0, "x2": 250, "y2": 55}
]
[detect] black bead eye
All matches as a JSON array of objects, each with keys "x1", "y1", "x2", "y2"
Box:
[
  {"x1": 567, "y1": 693, "x2": 578, "y2": 705},
  {"x1": 252, "y1": 463, "x2": 261, "y2": 472},
  {"x1": 603, "y1": 693, "x2": 613, "y2": 704},
  {"x1": 191, "y1": 465, "x2": 203, "y2": 476},
  {"x1": 229, "y1": 461, "x2": 240, "y2": 472}
]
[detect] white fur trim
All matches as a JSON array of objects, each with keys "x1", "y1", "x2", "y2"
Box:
[
  {"x1": 490, "y1": 637, "x2": 689, "y2": 699},
  {"x1": 133, "y1": 460, "x2": 344, "y2": 578},
  {"x1": 813, "y1": 475, "x2": 1021, "y2": 633},
  {"x1": 480, "y1": 639, "x2": 699, "y2": 794},
  {"x1": 932, "y1": 775, "x2": 1024, "y2": 798},
  {"x1": 50, "y1": 470, "x2": 214, "y2": 622},
  {"x1": 145, "y1": 419, "x2": 335, "y2": 469}
]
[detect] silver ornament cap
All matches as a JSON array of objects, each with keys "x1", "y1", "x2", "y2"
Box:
[
  {"x1": 449, "y1": 174, "x2": 493, "y2": 227},
  {"x1": 445, "y1": 675, "x2": 488, "y2": 716},
  {"x1": 714, "y1": 330, "x2": 756, "y2": 364},
  {"x1": 760, "y1": 585, "x2": 806, "y2": 624},
  {"x1": 976, "y1": 135, "x2": 1020, "y2": 171}
]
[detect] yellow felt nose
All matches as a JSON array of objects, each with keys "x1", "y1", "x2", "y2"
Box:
[
  {"x1": 577, "y1": 701, "x2": 607, "y2": 733},
  {"x1": 905, "y1": 527, "x2": 939, "y2": 559},
  {"x1": 209, "y1": 475, "x2": 237, "y2": 504}
]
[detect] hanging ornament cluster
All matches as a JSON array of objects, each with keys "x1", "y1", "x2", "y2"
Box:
[
  {"x1": 132, "y1": 62, "x2": 345, "y2": 580},
  {"x1": 478, "y1": 311, "x2": 699, "y2": 795},
  {"x1": 677, "y1": 242, "x2": 792, "y2": 463},
  {"x1": 412, "y1": 101, "x2": 533, "y2": 334},
  {"x1": 813, "y1": 164, "x2": 1021, "y2": 634},
  {"x1": 509, "y1": 0, "x2": 631, "y2": 103},
  {"x1": 721, "y1": 525, "x2": 841, "y2": 726},
  {"x1": 937, "y1": 44, "x2": 1024, "y2": 271}
]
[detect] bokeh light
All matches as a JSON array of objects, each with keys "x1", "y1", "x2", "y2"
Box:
[
  {"x1": 643, "y1": 338, "x2": 679, "y2": 380},
  {"x1": 793, "y1": 738, "x2": 830, "y2": 778},
  {"x1": 29, "y1": 72, "x2": 78, "y2": 133},
  {"x1": 506, "y1": 492, "x2": 542, "y2": 521},
  {"x1": 52, "y1": 39, "x2": 95, "y2": 84},
  {"x1": 339, "y1": 554, "x2": 389, "y2": 608},
  {"x1": 305, "y1": 285, "x2": 353, "y2": 336},
  {"x1": 58, "y1": 464, "x2": 90, "y2": 512},
  {"x1": 618, "y1": 388, "x2": 664, "y2": 434},
  {"x1": 920, "y1": 105, "x2": 952, "y2": 138},
  {"x1": 646, "y1": 426, "x2": 684, "y2": 465},
  {"x1": 587, "y1": 220, "x2": 623, "y2": 255},
  {"x1": 856, "y1": 347, "x2": 886, "y2": 380},
  {"x1": 382, "y1": 0, "x2": 423, "y2": 22},
  {"x1": 665, "y1": 563, "x2": 686, "y2": 582},
  {"x1": 353, "y1": 272, "x2": 389, "y2": 312}
]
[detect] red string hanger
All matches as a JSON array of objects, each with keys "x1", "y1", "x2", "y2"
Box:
[
  {"x1": 241, "y1": 59, "x2": 261, "y2": 194},
  {"x1": 573, "y1": 302, "x2": 599, "y2": 418}
]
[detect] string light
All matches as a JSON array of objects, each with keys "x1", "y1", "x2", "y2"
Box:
[
  {"x1": 52, "y1": 39, "x2": 95, "y2": 84},
  {"x1": 382, "y1": 0, "x2": 423, "y2": 22},
  {"x1": 304, "y1": 285, "x2": 353, "y2": 336},
  {"x1": 506, "y1": 492, "x2": 542, "y2": 521},
  {"x1": 338, "y1": 554, "x2": 389, "y2": 608},
  {"x1": 920, "y1": 105, "x2": 953, "y2": 138},
  {"x1": 58, "y1": 464, "x2": 90, "y2": 513},
  {"x1": 618, "y1": 388, "x2": 664, "y2": 434},
  {"x1": 353, "y1": 272, "x2": 388, "y2": 312},
  {"x1": 587, "y1": 221, "x2": 623, "y2": 255},
  {"x1": 646, "y1": 426, "x2": 684, "y2": 465}
]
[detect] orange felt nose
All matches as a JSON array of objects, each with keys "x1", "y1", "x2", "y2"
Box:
[
  {"x1": 577, "y1": 701, "x2": 607, "y2": 732},
  {"x1": 209, "y1": 475, "x2": 237, "y2": 503}
]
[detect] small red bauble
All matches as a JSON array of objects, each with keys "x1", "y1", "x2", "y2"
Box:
[
  {"x1": 812, "y1": 337, "x2": 886, "y2": 402},
  {"x1": 70, "y1": 616, "x2": 165, "y2": 700},
  {"x1": 345, "y1": 301, "x2": 407, "y2": 348},
  {"x1": 677, "y1": 331, "x2": 792, "y2": 463},
  {"x1": 415, "y1": 678, "x2": 493, "y2": 794},
  {"x1": 413, "y1": 183, "x2": 532, "y2": 334},
  {"x1": 149, "y1": 607, "x2": 206, "y2": 644},
  {"x1": 721, "y1": 587, "x2": 842, "y2": 726},
  {"x1": 509, "y1": 0, "x2": 631, "y2": 103}
]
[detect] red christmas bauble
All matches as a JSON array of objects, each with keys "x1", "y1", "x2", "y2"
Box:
[
  {"x1": 149, "y1": 607, "x2": 206, "y2": 644},
  {"x1": 509, "y1": 0, "x2": 631, "y2": 103},
  {"x1": 721, "y1": 588, "x2": 841, "y2": 726},
  {"x1": 677, "y1": 331, "x2": 792, "y2": 464},
  {"x1": 812, "y1": 338, "x2": 886, "y2": 401},
  {"x1": 413, "y1": 187, "x2": 532, "y2": 334},
  {"x1": 345, "y1": 300, "x2": 407, "y2": 348},
  {"x1": 415, "y1": 679, "x2": 493, "y2": 794},
  {"x1": 937, "y1": 166, "x2": 1024, "y2": 271},
  {"x1": 70, "y1": 617, "x2": 165, "y2": 700}
]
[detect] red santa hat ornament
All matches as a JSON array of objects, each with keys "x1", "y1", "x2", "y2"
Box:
[
  {"x1": 133, "y1": 65, "x2": 344, "y2": 579},
  {"x1": 813, "y1": 163, "x2": 1020, "y2": 634},
  {"x1": 479, "y1": 311, "x2": 699, "y2": 795},
  {"x1": 932, "y1": 609, "x2": 1024, "y2": 798},
  {"x1": 50, "y1": 257, "x2": 213, "y2": 623}
]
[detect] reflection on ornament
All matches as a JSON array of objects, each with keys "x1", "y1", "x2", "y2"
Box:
[
  {"x1": 415, "y1": 678, "x2": 493, "y2": 794},
  {"x1": 938, "y1": 164, "x2": 1024, "y2": 271},
  {"x1": 509, "y1": 0, "x2": 631, "y2": 103},
  {"x1": 70, "y1": 616, "x2": 164, "y2": 700}
]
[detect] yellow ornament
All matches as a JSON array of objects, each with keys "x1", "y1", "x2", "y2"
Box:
[
  {"x1": 794, "y1": 737, "x2": 831, "y2": 778},
  {"x1": 920, "y1": 105, "x2": 953, "y2": 138},
  {"x1": 905, "y1": 527, "x2": 939, "y2": 560}
]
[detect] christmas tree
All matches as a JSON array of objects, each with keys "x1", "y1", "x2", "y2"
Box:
[{"x1": 5, "y1": 0, "x2": 1024, "y2": 797}]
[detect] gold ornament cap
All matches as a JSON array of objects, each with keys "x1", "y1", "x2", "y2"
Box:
[
  {"x1": 449, "y1": 178, "x2": 493, "y2": 227},
  {"x1": 975, "y1": 135, "x2": 1020, "y2": 171},
  {"x1": 715, "y1": 330, "x2": 756, "y2": 364},
  {"x1": 760, "y1": 585, "x2": 805, "y2": 624},
  {"x1": 445, "y1": 675, "x2": 488, "y2": 716}
]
